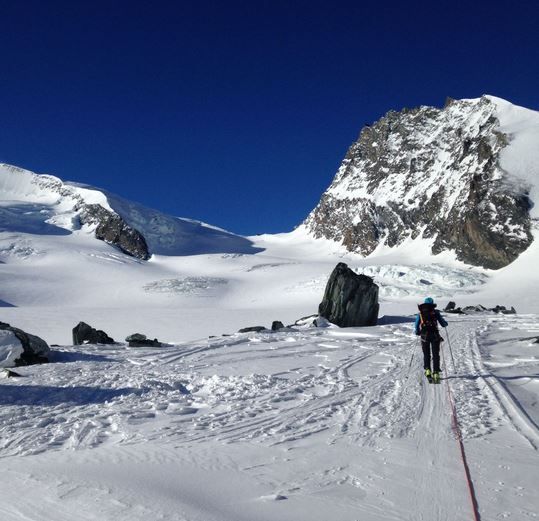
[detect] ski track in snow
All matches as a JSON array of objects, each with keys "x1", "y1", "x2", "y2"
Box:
[{"x1": 1, "y1": 315, "x2": 538, "y2": 520}]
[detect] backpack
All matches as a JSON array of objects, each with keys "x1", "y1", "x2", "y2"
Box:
[{"x1": 418, "y1": 303, "x2": 440, "y2": 335}]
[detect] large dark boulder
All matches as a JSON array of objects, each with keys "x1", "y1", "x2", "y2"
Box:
[
  {"x1": 446, "y1": 303, "x2": 517, "y2": 315},
  {"x1": 72, "y1": 322, "x2": 115, "y2": 345},
  {"x1": 318, "y1": 263, "x2": 379, "y2": 327},
  {"x1": 0, "y1": 321, "x2": 50, "y2": 366}
]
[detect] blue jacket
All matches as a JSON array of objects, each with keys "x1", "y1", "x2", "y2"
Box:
[{"x1": 414, "y1": 309, "x2": 448, "y2": 335}]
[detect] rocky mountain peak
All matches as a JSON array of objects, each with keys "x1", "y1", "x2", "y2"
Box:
[{"x1": 303, "y1": 95, "x2": 536, "y2": 269}]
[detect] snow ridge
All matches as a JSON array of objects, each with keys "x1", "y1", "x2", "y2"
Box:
[{"x1": 0, "y1": 163, "x2": 259, "y2": 258}]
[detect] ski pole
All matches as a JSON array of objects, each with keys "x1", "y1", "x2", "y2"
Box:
[
  {"x1": 408, "y1": 336, "x2": 419, "y2": 370},
  {"x1": 397, "y1": 336, "x2": 420, "y2": 409},
  {"x1": 444, "y1": 326, "x2": 457, "y2": 372},
  {"x1": 403, "y1": 336, "x2": 420, "y2": 384}
]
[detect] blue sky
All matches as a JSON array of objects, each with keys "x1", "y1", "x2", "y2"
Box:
[{"x1": 1, "y1": 0, "x2": 538, "y2": 235}]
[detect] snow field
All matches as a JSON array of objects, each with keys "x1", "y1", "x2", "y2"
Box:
[
  {"x1": 2, "y1": 113, "x2": 539, "y2": 520},
  {"x1": 1, "y1": 313, "x2": 538, "y2": 520}
]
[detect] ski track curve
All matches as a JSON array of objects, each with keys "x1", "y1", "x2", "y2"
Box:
[
  {"x1": 445, "y1": 316, "x2": 539, "y2": 447},
  {"x1": 0, "y1": 327, "x2": 420, "y2": 454}
]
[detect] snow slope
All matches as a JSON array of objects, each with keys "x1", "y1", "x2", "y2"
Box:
[
  {"x1": 0, "y1": 161, "x2": 498, "y2": 344},
  {"x1": 0, "y1": 220, "x2": 494, "y2": 345},
  {"x1": 488, "y1": 95, "x2": 539, "y2": 217},
  {"x1": 1, "y1": 314, "x2": 538, "y2": 520},
  {"x1": 0, "y1": 163, "x2": 260, "y2": 256},
  {"x1": 2, "y1": 147, "x2": 539, "y2": 346},
  {"x1": 1, "y1": 202, "x2": 538, "y2": 521}
]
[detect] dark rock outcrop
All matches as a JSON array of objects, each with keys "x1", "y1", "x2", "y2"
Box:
[
  {"x1": 125, "y1": 333, "x2": 163, "y2": 347},
  {"x1": 444, "y1": 303, "x2": 517, "y2": 315},
  {"x1": 445, "y1": 306, "x2": 465, "y2": 314},
  {"x1": 72, "y1": 322, "x2": 115, "y2": 345},
  {"x1": 0, "y1": 321, "x2": 50, "y2": 365},
  {"x1": 126, "y1": 333, "x2": 146, "y2": 343},
  {"x1": 79, "y1": 204, "x2": 150, "y2": 260},
  {"x1": 303, "y1": 96, "x2": 533, "y2": 269},
  {"x1": 238, "y1": 326, "x2": 268, "y2": 333},
  {"x1": 271, "y1": 321, "x2": 285, "y2": 331},
  {"x1": 462, "y1": 305, "x2": 488, "y2": 313},
  {"x1": 491, "y1": 305, "x2": 517, "y2": 314},
  {"x1": 318, "y1": 263, "x2": 379, "y2": 327},
  {"x1": 293, "y1": 314, "x2": 319, "y2": 327}
]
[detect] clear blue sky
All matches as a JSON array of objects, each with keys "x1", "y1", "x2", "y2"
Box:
[{"x1": 1, "y1": 0, "x2": 538, "y2": 235}]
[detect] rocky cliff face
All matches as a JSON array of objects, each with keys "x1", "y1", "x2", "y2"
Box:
[
  {"x1": 303, "y1": 96, "x2": 534, "y2": 269},
  {"x1": 78, "y1": 204, "x2": 150, "y2": 260}
]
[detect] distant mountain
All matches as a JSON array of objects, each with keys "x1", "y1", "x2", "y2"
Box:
[
  {"x1": 0, "y1": 164, "x2": 260, "y2": 258},
  {"x1": 303, "y1": 95, "x2": 539, "y2": 269}
]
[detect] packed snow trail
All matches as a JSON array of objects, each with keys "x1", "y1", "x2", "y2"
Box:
[
  {"x1": 440, "y1": 342, "x2": 481, "y2": 521},
  {"x1": 0, "y1": 315, "x2": 538, "y2": 520}
]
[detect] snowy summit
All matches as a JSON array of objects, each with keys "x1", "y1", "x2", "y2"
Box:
[{"x1": 304, "y1": 95, "x2": 539, "y2": 269}]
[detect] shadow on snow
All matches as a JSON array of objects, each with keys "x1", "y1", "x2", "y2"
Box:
[
  {"x1": 0, "y1": 204, "x2": 71, "y2": 236},
  {"x1": 0, "y1": 384, "x2": 142, "y2": 406},
  {"x1": 48, "y1": 351, "x2": 113, "y2": 363},
  {"x1": 378, "y1": 315, "x2": 416, "y2": 325}
]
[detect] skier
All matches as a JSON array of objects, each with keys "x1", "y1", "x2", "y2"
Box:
[{"x1": 414, "y1": 297, "x2": 448, "y2": 384}]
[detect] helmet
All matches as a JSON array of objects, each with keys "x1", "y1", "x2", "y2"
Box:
[{"x1": 424, "y1": 297, "x2": 434, "y2": 304}]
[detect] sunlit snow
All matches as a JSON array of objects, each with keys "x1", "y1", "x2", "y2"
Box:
[{"x1": 1, "y1": 97, "x2": 539, "y2": 520}]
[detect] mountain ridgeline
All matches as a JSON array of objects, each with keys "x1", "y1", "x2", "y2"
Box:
[
  {"x1": 1, "y1": 95, "x2": 537, "y2": 269},
  {"x1": 0, "y1": 164, "x2": 260, "y2": 259},
  {"x1": 303, "y1": 96, "x2": 536, "y2": 269}
]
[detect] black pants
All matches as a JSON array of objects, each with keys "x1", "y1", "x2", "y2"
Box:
[{"x1": 421, "y1": 333, "x2": 441, "y2": 372}]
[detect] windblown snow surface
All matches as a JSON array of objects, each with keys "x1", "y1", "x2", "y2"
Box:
[{"x1": 1, "y1": 95, "x2": 539, "y2": 520}]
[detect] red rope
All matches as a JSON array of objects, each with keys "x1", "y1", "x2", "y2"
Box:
[{"x1": 441, "y1": 347, "x2": 482, "y2": 521}]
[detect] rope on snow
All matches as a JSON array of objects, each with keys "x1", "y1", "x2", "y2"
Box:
[{"x1": 441, "y1": 344, "x2": 482, "y2": 521}]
